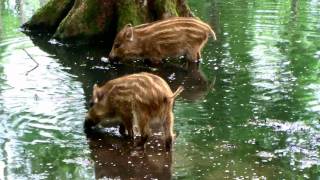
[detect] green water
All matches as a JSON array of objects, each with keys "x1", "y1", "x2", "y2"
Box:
[{"x1": 1, "y1": 0, "x2": 320, "y2": 179}]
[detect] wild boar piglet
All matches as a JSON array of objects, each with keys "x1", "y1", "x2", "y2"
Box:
[
  {"x1": 109, "y1": 17, "x2": 216, "y2": 64},
  {"x1": 85, "y1": 72, "x2": 183, "y2": 149}
]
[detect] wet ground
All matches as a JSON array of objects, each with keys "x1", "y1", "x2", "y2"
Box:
[{"x1": 0, "y1": 0, "x2": 320, "y2": 179}]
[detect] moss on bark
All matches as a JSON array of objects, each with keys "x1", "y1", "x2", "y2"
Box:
[
  {"x1": 154, "y1": 0, "x2": 179, "y2": 19},
  {"x1": 22, "y1": 0, "x2": 193, "y2": 43},
  {"x1": 53, "y1": 0, "x2": 115, "y2": 42},
  {"x1": 176, "y1": 0, "x2": 193, "y2": 17},
  {"x1": 116, "y1": 1, "x2": 147, "y2": 31},
  {"x1": 22, "y1": 0, "x2": 74, "y2": 32}
]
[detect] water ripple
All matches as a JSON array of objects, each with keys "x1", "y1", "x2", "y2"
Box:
[{"x1": 0, "y1": 37, "x2": 91, "y2": 179}]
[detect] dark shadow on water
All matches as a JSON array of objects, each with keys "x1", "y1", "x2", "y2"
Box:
[
  {"x1": 29, "y1": 34, "x2": 214, "y2": 103},
  {"x1": 86, "y1": 127, "x2": 173, "y2": 180}
]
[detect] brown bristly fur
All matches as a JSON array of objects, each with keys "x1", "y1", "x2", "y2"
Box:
[
  {"x1": 85, "y1": 72, "x2": 183, "y2": 149},
  {"x1": 109, "y1": 17, "x2": 216, "y2": 64}
]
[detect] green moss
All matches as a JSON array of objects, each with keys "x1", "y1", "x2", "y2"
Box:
[
  {"x1": 53, "y1": 0, "x2": 114, "y2": 42},
  {"x1": 83, "y1": 0, "x2": 100, "y2": 34},
  {"x1": 24, "y1": 0, "x2": 74, "y2": 31},
  {"x1": 176, "y1": 0, "x2": 193, "y2": 17},
  {"x1": 154, "y1": 0, "x2": 179, "y2": 18},
  {"x1": 117, "y1": 1, "x2": 144, "y2": 31}
]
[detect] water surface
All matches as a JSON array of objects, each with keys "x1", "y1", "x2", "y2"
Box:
[{"x1": 0, "y1": 0, "x2": 320, "y2": 179}]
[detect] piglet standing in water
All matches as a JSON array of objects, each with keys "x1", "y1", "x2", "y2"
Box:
[
  {"x1": 84, "y1": 72, "x2": 183, "y2": 149},
  {"x1": 109, "y1": 17, "x2": 216, "y2": 64}
]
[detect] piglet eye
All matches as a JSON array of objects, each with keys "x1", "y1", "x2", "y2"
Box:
[{"x1": 114, "y1": 43, "x2": 120, "y2": 48}]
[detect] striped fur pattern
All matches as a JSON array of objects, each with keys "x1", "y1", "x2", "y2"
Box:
[
  {"x1": 85, "y1": 72, "x2": 183, "y2": 149},
  {"x1": 109, "y1": 17, "x2": 216, "y2": 64}
]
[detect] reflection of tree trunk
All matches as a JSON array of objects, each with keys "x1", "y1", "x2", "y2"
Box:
[
  {"x1": 289, "y1": 0, "x2": 298, "y2": 29},
  {"x1": 290, "y1": 0, "x2": 298, "y2": 28},
  {"x1": 15, "y1": 0, "x2": 26, "y2": 24},
  {"x1": 209, "y1": 0, "x2": 220, "y2": 38},
  {"x1": 22, "y1": 0, "x2": 193, "y2": 44},
  {"x1": 15, "y1": 0, "x2": 21, "y2": 11},
  {"x1": 291, "y1": 0, "x2": 298, "y2": 16},
  {"x1": 0, "y1": 0, "x2": 5, "y2": 40},
  {"x1": 0, "y1": 6, "x2": 2, "y2": 40}
]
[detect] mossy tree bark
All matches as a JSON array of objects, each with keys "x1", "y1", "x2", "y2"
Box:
[{"x1": 23, "y1": 0, "x2": 193, "y2": 44}]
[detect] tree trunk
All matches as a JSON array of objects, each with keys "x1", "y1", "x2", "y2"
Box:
[{"x1": 22, "y1": 0, "x2": 193, "y2": 44}]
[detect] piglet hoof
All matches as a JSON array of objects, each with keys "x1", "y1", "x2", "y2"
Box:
[
  {"x1": 122, "y1": 129, "x2": 134, "y2": 140},
  {"x1": 133, "y1": 136, "x2": 148, "y2": 150},
  {"x1": 123, "y1": 134, "x2": 134, "y2": 141},
  {"x1": 119, "y1": 124, "x2": 126, "y2": 136},
  {"x1": 133, "y1": 142, "x2": 145, "y2": 152},
  {"x1": 165, "y1": 139, "x2": 173, "y2": 151},
  {"x1": 139, "y1": 137, "x2": 148, "y2": 146}
]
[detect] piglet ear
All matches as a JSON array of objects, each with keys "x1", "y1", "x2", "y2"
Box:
[
  {"x1": 125, "y1": 24, "x2": 134, "y2": 41},
  {"x1": 93, "y1": 84, "x2": 103, "y2": 103}
]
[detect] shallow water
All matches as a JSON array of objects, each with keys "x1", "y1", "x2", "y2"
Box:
[{"x1": 1, "y1": 0, "x2": 320, "y2": 179}]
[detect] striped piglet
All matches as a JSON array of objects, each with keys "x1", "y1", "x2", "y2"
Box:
[
  {"x1": 109, "y1": 17, "x2": 216, "y2": 64},
  {"x1": 84, "y1": 72, "x2": 183, "y2": 149}
]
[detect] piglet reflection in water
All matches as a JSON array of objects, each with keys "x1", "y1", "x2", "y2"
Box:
[{"x1": 86, "y1": 129, "x2": 173, "y2": 179}]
